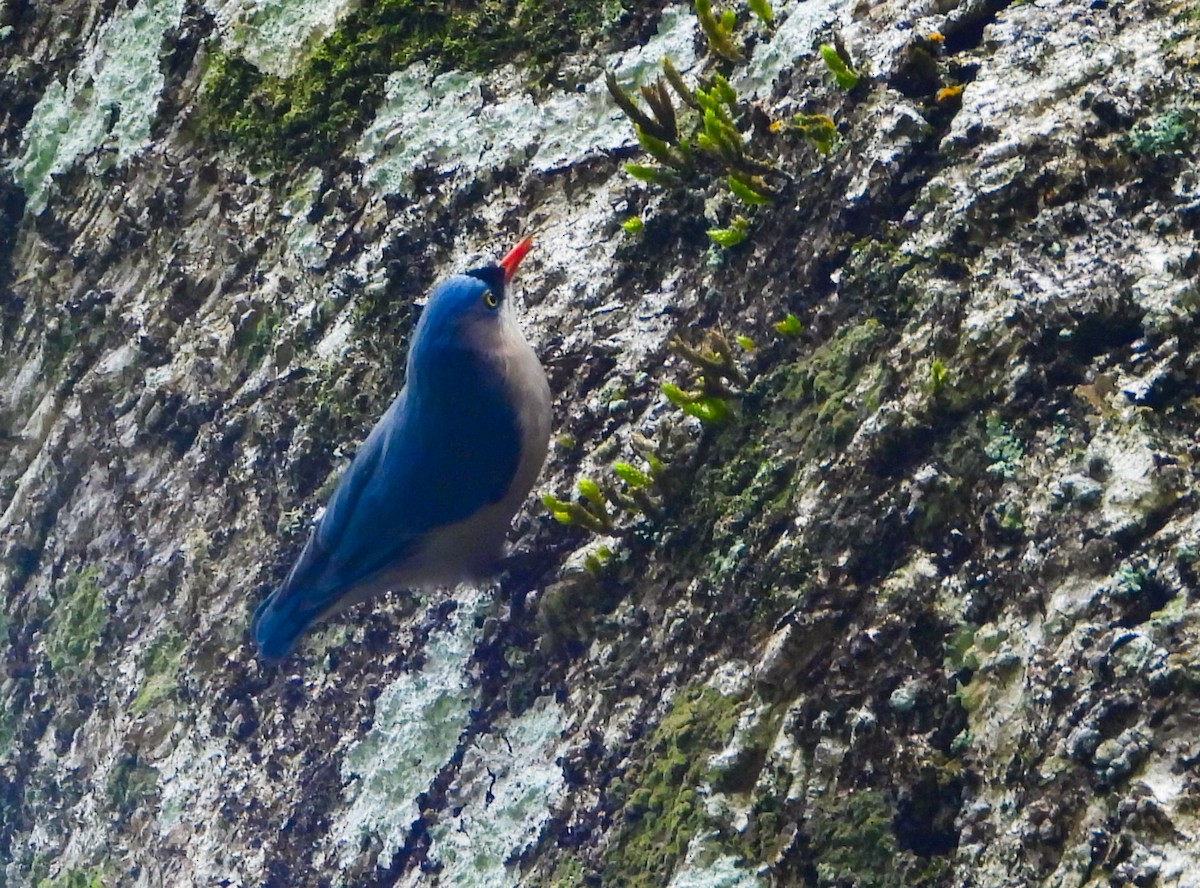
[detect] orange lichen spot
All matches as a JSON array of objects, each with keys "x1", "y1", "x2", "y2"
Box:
[
  {"x1": 927, "y1": 31, "x2": 945, "y2": 43},
  {"x1": 936, "y1": 84, "x2": 964, "y2": 103}
]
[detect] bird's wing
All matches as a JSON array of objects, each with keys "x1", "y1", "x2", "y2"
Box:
[{"x1": 252, "y1": 394, "x2": 428, "y2": 658}]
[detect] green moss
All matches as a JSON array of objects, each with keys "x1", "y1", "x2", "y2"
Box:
[
  {"x1": 106, "y1": 753, "x2": 160, "y2": 817},
  {"x1": 700, "y1": 452, "x2": 797, "y2": 575},
  {"x1": 995, "y1": 502, "x2": 1024, "y2": 535},
  {"x1": 819, "y1": 44, "x2": 860, "y2": 90},
  {"x1": 909, "y1": 414, "x2": 998, "y2": 546},
  {"x1": 242, "y1": 306, "x2": 285, "y2": 370},
  {"x1": 286, "y1": 361, "x2": 383, "y2": 504},
  {"x1": 691, "y1": 318, "x2": 890, "y2": 550},
  {"x1": 943, "y1": 622, "x2": 980, "y2": 672},
  {"x1": 549, "y1": 856, "x2": 587, "y2": 887},
  {"x1": 844, "y1": 238, "x2": 918, "y2": 324},
  {"x1": 35, "y1": 867, "x2": 108, "y2": 888},
  {"x1": 774, "y1": 318, "x2": 890, "y2": 453},
  {"x1": 202, "y1": 51, "x2": 268, "y2": 146},
  {"x1": 804, "y1": 790, "x2": 950, "y2": 887},
  {"x1": 603, "y1": 684, "x2": 743, "y2": 886},
  {"x1": 535, "y1": 573, "x2": 620, "y2": 655},
  {"x1": 46, "y1": 567, "x2": 108, "y2": 681},
  {"x1": 711, "y1": 705, "x2": 784, "y2": 796},
  {"x1": 926, "y1": 359, "x2": 949, "y2": 394},
  {"x1": 131, "y1": 629, "x2": 185, "y2": 715},
  {"x1": 675, "y1": 326, "x2": 893, "y2": 606},
  {"x1": 42, "y1": 316, "x2": 80, "y2": 375},
  {"x1": 200, "y1": 0, "x2": 628, "y2": 165},
  {"x1": 22, "y1": 854, "x2": 52, "y2": 885},
  {"x1": 808, "y1": 791, "x2": 897, "y2": 887}
]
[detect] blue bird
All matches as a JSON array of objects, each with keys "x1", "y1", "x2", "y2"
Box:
[{"x1": 253, "y1": 238, "x2": 552, "y2": 660}]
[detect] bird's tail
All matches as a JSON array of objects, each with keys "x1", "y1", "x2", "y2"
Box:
[{"x1": 251, "y1": 586, "x2": 320, "y2": 662}]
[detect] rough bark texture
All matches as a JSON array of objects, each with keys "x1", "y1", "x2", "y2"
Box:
[{"x1": 2, "y1": 0, "x2": 1200, "y2": 886}]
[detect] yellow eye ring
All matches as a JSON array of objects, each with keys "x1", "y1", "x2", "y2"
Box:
[{"x1": 483, "y1": 291, "x2": 499, "y2": 308}]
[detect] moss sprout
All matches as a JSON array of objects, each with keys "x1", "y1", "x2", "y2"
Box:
[
  {"x1": 669, "y1": 330, "x2": 748, "y2": 388},
  {"x1": 662, "y1": 384, "x2": 732, "y2": 423},
  {"x1": 997, "y1": 502, "x2": 1024, "y2": 534},
  {"x1": 748, "y1": 0, "x2": 774, "y2": 25},
  {"x1": 820, "y1": 43, "x2": 860, "y2": 90},
  {"x1": 543, "y1": 479, "x2": 614, "y2": 534},
  {"x1": 727, "y1": 174, "x2": 771, "y2": 205},
  {"x1": 774, "y1": 313, "x2": 802, "y2": 337},
  {"x1": 706, "y1": 215, "x2": 749, "y2": 248},
  {"x1": 583, "y1": 545, "x2": 615, "y2": 576},
  {"x1": 609, "y1": 60, "x2": 782, "y2": 197},
  {"x1": 607, "y1": 71, "x2": 685, "y2": 161},
  {"x1": 624, "y1": 162, "x2": 677, "y2": 185},
  {"x1": 612, "y1": 462, "x2": 652, "y2": 489},
  {"x1": 635, "y1": 123, "x2": 687, "y2": 171},
  {"x1": 694, "y1": 0, "x2": 744, "y2": 62},
  {"x1": 927, "y1": 358, "x2": 949, "y2": 393},
  {"x1": 543, "y1": 450, "x2": 669, "y2": 535},
  {"x1": 659, "y1": 328, "x2": 750, "y2": 425},
  {"x1": 936, "y1": 83, "x2": 964, "y2": 104}
]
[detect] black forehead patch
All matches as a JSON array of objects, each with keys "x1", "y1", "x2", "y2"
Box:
[{"x1": 465, "y1": 264, "x2": 506, "y2": 296}]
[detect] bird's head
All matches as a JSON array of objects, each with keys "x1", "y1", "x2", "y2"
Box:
[{"x1": 407, "y1": 238, "x2": 535, "y2": 376}]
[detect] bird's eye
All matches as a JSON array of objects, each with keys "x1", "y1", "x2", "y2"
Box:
[{"x1": 483, "y1": 290, "x2": 499, "y2": 309}]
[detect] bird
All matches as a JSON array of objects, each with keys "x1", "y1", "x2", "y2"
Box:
[{"x1": 252, "y1": 238, "x2": 552, "y2": 661}]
